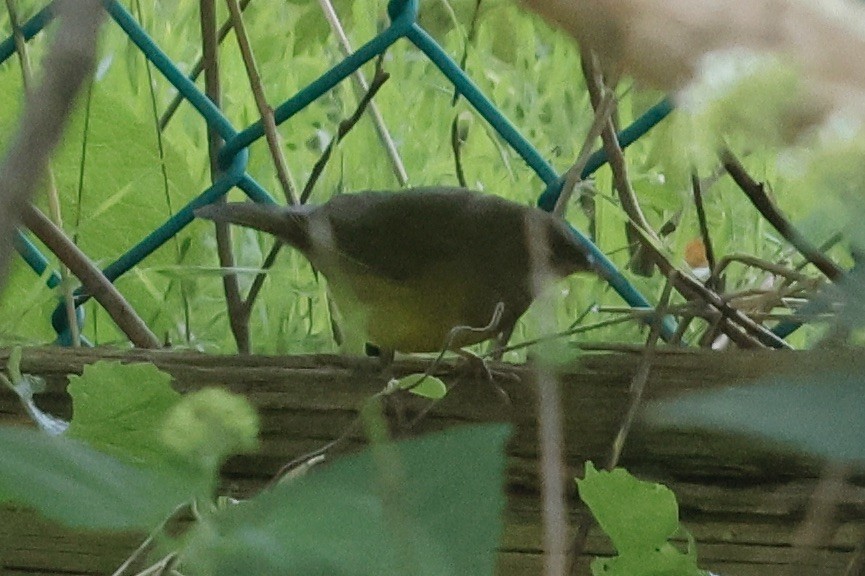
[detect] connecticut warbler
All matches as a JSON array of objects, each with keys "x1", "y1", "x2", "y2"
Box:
[{"x1": 196, "y1": 187, "x2": 596, "y2": 355}]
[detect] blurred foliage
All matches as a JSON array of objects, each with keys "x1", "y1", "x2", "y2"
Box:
[
  {"x1": 0, "y1": 423, "x2": 207, "y2": 530},
  {"x1": 180, "y1": 423, "x2": 510, "y2": 576},
  {"x1": 647, "y1": 363, "x2": 865, "y2": 463},
  {"x1": 0, "y1": 354, "x2": 510, "y2": 575}
]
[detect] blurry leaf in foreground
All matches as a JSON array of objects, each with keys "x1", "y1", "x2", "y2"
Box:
[
  {"x1": 644, "y1": 370, "x2": 865, "y2": 463},
  {"x1": 826, "y1": 261, "x2": 865, "y2": 330},
  {"x1": 182, "y1": 424, "x2": 511, "y2": 576},
  {"x1": 521, "y1": 0, "x2": 865, "y2": 118},
  {"x1": 161, "y1": 387, "x2": 260, "y2": 474},
  {"x1": 0, "y1": 426, "x2": 203, "y2": 530}
]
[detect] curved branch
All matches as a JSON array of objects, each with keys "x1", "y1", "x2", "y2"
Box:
[
  {"x1": 21, "y1": 206, "x2": 160, "y2": 349},
  {"x1": 721, "y1": 148, "x2": 844, "y2": 282}
]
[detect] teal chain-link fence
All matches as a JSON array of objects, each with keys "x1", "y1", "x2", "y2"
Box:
[{"x1": 5, "y1": 0, "x2": 726, "y2": 348}]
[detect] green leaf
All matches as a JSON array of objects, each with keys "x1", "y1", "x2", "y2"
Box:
[
  {"x1": 577, "y1": 463, "x2": 680, "y2": 553},
  {"x1": 67, "y1": 361, "x2": 181, "y2": 468},
  {"x1": 182, "y1": 424, "x2": 511, "y2": 576},
  {"x1": 578, "y1": 464, "x2": 706, "y2": 576},
  {"x1": 0, "y1": 426, "x2": 201, "y2": 530},
  {"x1": 644, "y1": 369, "x2": 865, "y2": 463},
  {"x1": 392, "y1": 373, "x2": 448, "y2": 400},
  {"x1": 590, "y1": 541, "x2": 703, "y2": 576}
]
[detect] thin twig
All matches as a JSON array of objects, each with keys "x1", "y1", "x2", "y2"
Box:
[
  {"x1": 403, "y1": 303, "x2": 508, "y2": 428},
  {"x1": 240, "y1": 58, "x2": 391, "y2": 316},
  {"x1": 266, "y1": 294, "x2": 509, "y2": 489},
  {"x1": 451, "y1": 113, "x2": 469, "y2": 188},
  {"x1": 242, "y1": 239, "x2": 282, "y2": 314},
  {"x1": 670, "y1": 314, "x2": 693, "y2": 345},
  {"x1": 21, "y1": 205, "x2": 160, "y2": 348},
  {"x1": 597, "y1": 295, "x2": 824, "y2": 320},
  {"x1": 658, "y1": 166, "x2": 726, "y2": 238},
  {"x1": 300, "y1": 56, "x2": 390, "y2": 203},
  {"x1": 317, "y1": 0, "x2": 408, "y2": 186},
  {"x1": 226, "y1": 0, "x2": 299, "y2": 206},
  {"x1": 0, "y1": 0, "x2": 105, "y2": 290},
  {"x1": 569, "y1": 271, "x2": 675, "y2": 574},
  {"x1": 447, "y1": 0, "x2": 483, "y2": 190},
  {"x1": 581, "y1": 52, "x2": 657, "y2": 276},
  {"x1": 158, "y1": 0, "x2": 253, "y2": 131},
  {"x1": 111, "y1": 504, "x2": 187, "y2": 576},
  {"x1": 712, "y1": 253, "x2": 815, "y2": 286},
  {"x1": 679, "y1": 270, "x2": 791, "y2": 348},
  {"x1": 129, "y1": 553, "x2": 177, "y2": 576},
  {"x1": 200, "y1": 0, "x2": 251, "y2": 353},
  {"x1": 721, "y1": 148, "x2": 844, "y2": 282},
  {"x1": 691, "y1": 171, "x2": 717, "y2": 290},
  {"x1": 608, "y1": 271, "x2": 673, "y2": 466},
  {"x1": 494, "y1": 313, "x2": 653, "y2": 358},
  {"x1": 554, "y1": 87, "x2": 617, "y2": 218},
  {"x1": 625, "y1": 218, "x2": 788, "y2": 348},
  {"x1": 266, "y1": 418, "x2": 361, "y2": 490},
  {"x1": 799, "y1": 232, "x2": 843, "y2": 272}
]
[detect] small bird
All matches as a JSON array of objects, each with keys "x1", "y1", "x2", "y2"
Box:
[{"x1": 196, "y1": 187, "x2": 595, "y2": 358}]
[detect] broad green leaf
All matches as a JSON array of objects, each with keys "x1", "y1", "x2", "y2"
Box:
[
  {"x1": 392, "y1": 373, "x2": 448, "y2": 400},
  {"x1": 590, "y1": 540, "x2": 704, "y2": 576},
  {"x1": 0, "y1": 426, "x2": 201, "y2": 530},
  {"x1": 182, "y1": 424, "x2": 511, "y2": 576},
  {"x1": 577, "y1": 462, "x2": 680, "y2": 553},
  {"x1": 644, "y1": 369, "x2": 865, "y2": 463},
  {"x1": 67, "y1": 361, "x2": 181, "y2": 468},
  {"x1": 578, "y1": 463, "x2": 706, "y2": 576}
]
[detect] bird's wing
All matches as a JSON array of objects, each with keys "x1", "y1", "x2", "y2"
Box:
[{"x1": 320, "y1": 188, "x2": 513, "y2": 281}]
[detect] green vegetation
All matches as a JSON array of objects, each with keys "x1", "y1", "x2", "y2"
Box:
[
  {"x1": 0, "y1": 1, "x2": 862, "y2": 575},
  {"x1": 0, "y1": 357, "x2": 510, "y2": 575},
  {"x1": 0, "y1": 0, "x2": 846, "y2": 353}
]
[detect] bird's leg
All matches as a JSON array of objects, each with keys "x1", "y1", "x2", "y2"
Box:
[
  {"x1": 453, "y1": 348, "x2": 514, "y2": 406},
  {"x1": 440, "y1": 302, "x2": 520, "y2": 403},
  {"x1": 364, "y1": 343, "x2": 413, "y2": 429},
  {"x1": 489, "y1": 323, "x2": 516, "y2": 361},
  {"x1": 365, "y1": 342, "x2": 395, "y2": 371}
]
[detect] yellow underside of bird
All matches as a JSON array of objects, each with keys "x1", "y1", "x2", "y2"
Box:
[{"x1": 323, "y1": 258, "x2": 496, "y2": 353}]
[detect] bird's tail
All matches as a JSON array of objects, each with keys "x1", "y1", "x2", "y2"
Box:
[{"x1": 194, "y1": 202, "x2": 314, "y2": 249}]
